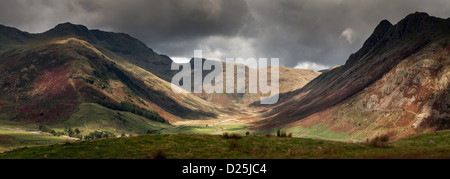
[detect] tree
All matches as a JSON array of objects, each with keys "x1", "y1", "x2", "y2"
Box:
[
  {"x1": 74, "y1": 128, "x2": 81, "y2": 135},
  {"x1": 67, "y1": 128, "x2": 74, "y2": 137}
]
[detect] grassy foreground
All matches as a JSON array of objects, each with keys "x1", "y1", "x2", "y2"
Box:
[
  {"x1": 0, "y1": 128, "x2": 68, "y2": 153},
  {"x1": 1, "y1": 130, "x2": 449, "y2": 159}
]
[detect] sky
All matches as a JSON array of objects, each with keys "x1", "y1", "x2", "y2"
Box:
[{"x1": 0, "y1": 0, "x2": 449, "y2": 71}]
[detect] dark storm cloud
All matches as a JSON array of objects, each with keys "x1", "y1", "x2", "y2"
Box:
[
  {"x1": 243, "y1": 0, "x2": 450, "y2": 68},
  {"x1": 75, "y1": 0, "x2": 251, "y2": 41},
  {"x1": 0, "y1": 0, "x2": 252, "y2": 57},
  {"x1": 0, "y1": 0, "x2": 449, "y2": 70}
]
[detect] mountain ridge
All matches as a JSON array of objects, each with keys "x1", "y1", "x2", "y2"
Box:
[{"x1": 254, "y1": 12, "x2": 450, "y2": 139}]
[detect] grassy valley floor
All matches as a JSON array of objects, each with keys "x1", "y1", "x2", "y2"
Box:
[{"x1": 1, "y1": 130, "x2": 449, "y2": 159}]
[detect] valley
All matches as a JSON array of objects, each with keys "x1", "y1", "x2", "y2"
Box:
[{"x1": 0, "y1": 12, "x2": 449, "y2": 158}]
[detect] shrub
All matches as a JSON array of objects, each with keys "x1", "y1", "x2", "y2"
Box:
[
  {"x1": 146, "y1": 130, "x2": 161, "y2": 134},
  {"x1": 83, "y1": 131, "x2": 115, "y2": 140},
  {"x1": 229, "y1": 140, "x2": 240, "y2": 148},
  {"x1": 320, "y1": 145, "x2": 337, "y2": 155},
  {"x1": 39, "y1": 125, "x2": 57, "y2": 136},
  {"x1": 244, "y1": 146, "x2": 267, "y2": 155},
  {"x1": 222, "y1": 132, "x2": 229, "y2": 138},
  {"x1": 276, "y1": 129, "x2": 292, "y2": 137},
  {"x1": 38, "y1": 125, "x2": 51, "y2": 133},
  {"x1": 366, "y1": 135, "x2": 390, "y2": 148},
  {"x1": 287, "y1": 148, "x2": 304, "y2": 156},
  {"x1": 151, "y1": 149, "x2": 167, "y2": 159},
  {"x1": 67, "y1": 128, "x2": 74, "y2": 137},
  {"x1": 222, "y1": 133, "x2": 241, "y2": 139},
  {"x1": 74, "y1": 128, "x2": 81, "y2": 135}
]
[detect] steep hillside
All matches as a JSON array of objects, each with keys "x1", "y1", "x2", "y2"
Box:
[
  {"x1": 257, "y1": 12, "x2": 450, "y2": 140},
  {"x1": 0, "y1": 22, "x2": 177, "y2": 83},
  {"x1": 0, "y1": 36, "x2": 222, "y2": 127},
  {"x1": 0, "y1": 25, "x2": 33, "y2": 52}
]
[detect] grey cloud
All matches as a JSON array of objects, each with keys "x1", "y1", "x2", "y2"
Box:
[
  {"x1": 241, "y1": 0, "x2": 450, "y2": 68},
  {"x1": 0, "y1": 0, "x2": 449, "y2": 70}
]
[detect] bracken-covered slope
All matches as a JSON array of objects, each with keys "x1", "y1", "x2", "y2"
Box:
[
  {"x1": 257, "y1": 12, "x2": 450, "y2": 140},
  {"x1": 0, "y1": 26, "x2": 224, "y2": 125},
  {"x1": 0, "y1": 22, "x2": 317, "y2": 131}
]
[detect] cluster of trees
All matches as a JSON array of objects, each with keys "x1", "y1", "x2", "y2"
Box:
[
  {"x1": 38, "y1": 125, "x2": 81, "y2": 138},
  {"x1": 38, "y1": 125, "x2": 116, "y2": 140},
  {"x1": 38, "y1": 125, "x2": 55, "y2": 134},
  {"x1": 99, "y1": 101, "x2": 168, "y2": 124},
  {"x1": 276, "y1": 129, "x2": 292, "y2": 138},
  {"x1": 64, "y1": 127, "x2": 81, "y2": 138},
  {"x1": 83, "y1": 131, "x2": 115, "y2": 140}
]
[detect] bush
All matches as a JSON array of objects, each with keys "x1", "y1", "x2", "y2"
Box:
[
  {"x1": 366, "y1": 135, "x2": 390, "y2": 148},
  {"x1": 222, "y1": 132, "x2": 241, "y2": 139},
  {"x1": 151, "y1": 149, "x2": 167, "y2": 159},
  {"x1": 287, "y1": 148, "x2": 304, "y2": 156},
  {"x1": 320, "y1": 145, "x2": 337, "y2": 155},
  {"x1": 229, "y1": 140, "x2": 240, "y2": 148},
  {"x1": 38, "y1": 125, "x2": 57, "y2": 136},
  {"x1": 276, "y1": 129, "x2": 292, "y2": 138},
  {"x1": 83, "y1": 131, "x2": 115, "y2": 140},
  {"x1": 146, "y1": 130, "x2": 161, "y2": 134},
  {"x1": 74, "y1": 128, "x2": 81, "y2": 135},
  {"x1": 67, "y1": 128, "x2": 74, "y2": 137}
]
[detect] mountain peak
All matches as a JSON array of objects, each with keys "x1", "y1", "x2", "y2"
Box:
[
  {"x1": 405, "y1": 11, "x2": 430, "y2": 20},
  {"x1": 398, "y1": 12, "x2": 432, "y2": 28},
  {"x1": 363, "y1": 19, "x2": 393, "y2": 47},
  {"x1": 390, "y1": 12, "x2": 435, "y2": 39},
  {"x1": 44, "y1": 22, "x2": 92, "y2": 39},
  {"x1": 345, "y1": 19, "x2": 393, "y2": 65},
  {"x1": 377, "y1": 20, "x2": 393, "y2": 30},
  {"x1": 53, "y1": 22, "x2": 89, "y2": 32}
]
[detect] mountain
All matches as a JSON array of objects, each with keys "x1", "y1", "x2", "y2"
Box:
[
  {"x1": 0, "y1": 23, "x2": 228, "y2": 133},
  {"x1": 0, "y1": 22, "x2": 177, "y2": 82},
  {"x1": 0, "y1": 22, "x2": 318, "y2": 135},
  {"x1": 0, "y1": 25, "x2": 33, "y2": 52},
  {"x1": 255, "y1": 12, "x2": 450, "y2": 140},
  {"x1": 184, "y1": 59, "x2": 321, "y2": 108}
]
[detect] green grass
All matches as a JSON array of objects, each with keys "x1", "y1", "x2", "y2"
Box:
[
  {"x1": 1, "y1": 130, "x2": 449, "y2": 159},
  {"x1": 175, "y1": 124, "x2": 250, "y2": 135},
  {"x1": 0, "y1": 128, "x2": 68, "y2": 153},
  {"x1": 0, "y1": 103, "x2": 175, "y2": 152},
  {"x1": 287, "y1": 125, "x2": 352, "y2": 141},
  {"x1": 54, "y1": 103, "x2": 175, "y2": 136},
  {"x1": 252, "y1": 125, "x2": 352, "y2": 142}
]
